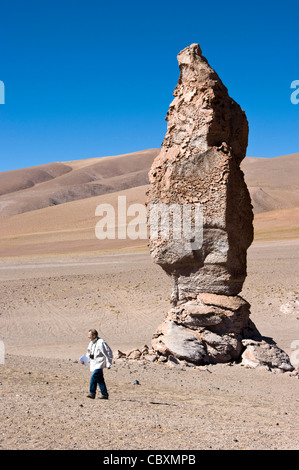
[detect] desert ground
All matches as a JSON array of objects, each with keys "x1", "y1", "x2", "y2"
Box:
[{"x1": 0, "y1": 150, "x2": 298, "y2": 450}]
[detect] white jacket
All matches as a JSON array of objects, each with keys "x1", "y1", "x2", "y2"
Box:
[{"x1": 86, "y1": 337, "x2": 113, "y2": 372}]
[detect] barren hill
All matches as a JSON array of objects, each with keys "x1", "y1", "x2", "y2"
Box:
[
  {"x1": 0, "y1": 150, "x2": 298, "y2": 256},
  {"x1": 0, "y1": 149, "x2": 160, "y2": 217},
  {"x1": 241, "y1": 153, "x2": 299, "y2": 213}
]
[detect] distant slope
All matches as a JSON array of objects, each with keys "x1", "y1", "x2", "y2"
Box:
[
  {"x1": 0, "y1": 185, "x2": 148, "y2": 257},
  {"x1": 0, "y1": 149, "x2": 160, "y2": 217},
  {"x1": 241, "y1": 153, "x2": 299, "y2": 213},
  {"x1": 1, "y1": 150, "x2": 298, "y2": 218},
  {"x1": 253, "y1": 206, "x2": 299, "y2": 241},
  {"x1": 0, "y1": 162, "x2": 72, "y2": 196},
  {"x1": 0, "y1": 150, "x2": 298, "y2": 256}
]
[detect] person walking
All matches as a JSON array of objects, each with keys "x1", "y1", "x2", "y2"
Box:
[{"x1": 82, "y1": 329, "x2": 113, "y2": 400}]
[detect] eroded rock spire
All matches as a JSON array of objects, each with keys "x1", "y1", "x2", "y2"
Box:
[
  {"x1": 146, "y1": 44, "x2": 294, "y2": 371},
  {"x1": 148, "y1": 43, "x2": 253, "y2": 301}
]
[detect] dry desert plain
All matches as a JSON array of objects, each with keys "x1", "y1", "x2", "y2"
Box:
[{"x1": 0, "y1": 149, "x2": 298, "y2": 450}]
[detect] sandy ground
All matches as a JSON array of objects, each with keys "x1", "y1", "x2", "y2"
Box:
[{"x1": 0, "y1": 240, "x2": 299, "y2": 450}]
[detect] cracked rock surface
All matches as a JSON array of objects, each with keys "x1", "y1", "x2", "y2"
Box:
[{"x1": 147, "y1": 44, "x2": 293, "y2": 371}]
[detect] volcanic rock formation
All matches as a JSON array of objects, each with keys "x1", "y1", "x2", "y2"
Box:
[{"x1": 146, "y1": 44, "x2": 294, "y2": 371}]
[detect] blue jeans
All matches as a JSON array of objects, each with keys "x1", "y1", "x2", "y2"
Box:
[{"x1": 89, "y1": 368, "x2": 108, "y2": 397}]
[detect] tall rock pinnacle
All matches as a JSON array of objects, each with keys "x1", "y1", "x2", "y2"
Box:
[
  {"x1": 147, "y1": 43, "x2": 253, "y2": 301},
  {"x1": 146, "y1": 44, "x2": 294, "y2": 371}
]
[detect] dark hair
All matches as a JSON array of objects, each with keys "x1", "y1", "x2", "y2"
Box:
[{"x1": 89, "y1": 329, "x2": 98, "y2": 337}]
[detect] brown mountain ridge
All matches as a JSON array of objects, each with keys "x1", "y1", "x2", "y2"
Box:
[{"x1": 0, "y1": 149, "x2": 298, "y2": 256}]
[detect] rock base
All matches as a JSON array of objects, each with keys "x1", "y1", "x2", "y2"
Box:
[
  {"x1": 151, "y1": 293, "x2": 294, "y2": 372},
  {"x1": 113, "y1": 345, "x2": 158, "y2": 363},
  {"x1": 241, "y1": 339, "x2": 294, "y2": 372}
]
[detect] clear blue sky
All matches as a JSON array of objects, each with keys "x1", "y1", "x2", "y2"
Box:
[{"x1": 0, "y1": 0, "x2": 298, "y2": 171}]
